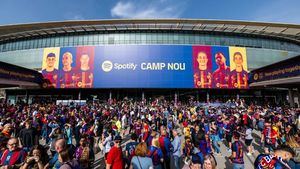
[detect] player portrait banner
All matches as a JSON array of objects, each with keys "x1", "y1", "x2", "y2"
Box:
[
  {"x1": 41, "y1": 47, "x2": 60, "y2": 88},
  {"x1": 229, "y1": 47, "x2": 248, "y2": 89},
  {"x1": 41, "y1": 45, "x2": 249, "y2": 89}
]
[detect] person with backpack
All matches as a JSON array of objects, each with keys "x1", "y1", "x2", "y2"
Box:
[
  {"x1": 75, "y1": 137, "x2": 90, "y2": 169},
  {"x1": 229, "y1": 132, "x2": 244, "y2": 169},
  {"x1": 148, "y1": 138, "x2": 164, "y2": 169},
  {"x1": 125, "y1": 133, "x2": 139, "y2": 168}
]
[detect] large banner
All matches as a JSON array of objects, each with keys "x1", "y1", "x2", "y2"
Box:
[{"x1": 42, "y1": 45, "x2": 248, "y2": 89}]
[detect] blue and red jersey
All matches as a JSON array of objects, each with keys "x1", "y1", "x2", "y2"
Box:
[
  {"x1": 74, "y1": 70, "x2": 93, "y2": 88},
  {"x1": 125, "y1": 141, "x2": 138, "y2": 161},
  {"x1": 59, "y1": 69, "x2": 75, "y2": 88},
  {"x1": 42, "y1": 69, "x2": 58, "y2": 88},
  {"x1": 199, "y1": 139, "x2": 212, "y2": 155},
  {"x1": 0, "y1": 148, "x2": 27, "y2": 166},
  {"x1": 254, "y1": 154, "x2": 291, "y2": 169},
  {"x1": 158, "y1": 135, "x2": 172, "y2": 159},
  {"x1": 231, "y1": 141, "x2": 244, "y2": 164},
  {"x1": 147, "y1": 146, "x2": 163, "y2": 166},
  {"x1": 146, "y1": 135, "x2": 154, "y2": 147}
]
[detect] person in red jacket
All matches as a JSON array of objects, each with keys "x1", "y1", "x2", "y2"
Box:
[{"x1": 106, "y1": 136, "x2": 124, "y2": 169}]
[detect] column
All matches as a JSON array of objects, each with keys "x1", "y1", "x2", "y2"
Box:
[
  {"x1": 25, "y1": 90, "x2": 29, "y2": 104},
  {"x1": 142, "y1": 92, "x2": 145, "y2": 101},
  {"x1": 206, "y1": 92, "x2": 210, "y2": 103},
  {"x1": 175, "y1": 92, "x2": 178, "y2": 106},
  {"x1": 288, "y1": 89, "x2": 295, "y2": 107},
  {"x1": 78, "y1": 90, "x2": 81, "y2": 100}
]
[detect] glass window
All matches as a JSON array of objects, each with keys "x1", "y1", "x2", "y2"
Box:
[
  {"x1": 141, "y1": 33, "x2": 146, "y2": 43},
  {"x1": 93, "y1": 34, "x2": 98, "y2": 44},
  {"x1": 135, "y1": 33, "x2": 141, "y2": 43},
  {"x1": 108, "y1": 36, "x2": 114, "y2": 44}
]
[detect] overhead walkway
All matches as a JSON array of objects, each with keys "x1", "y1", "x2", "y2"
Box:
[
  {"x1": 0, "y1": 61, "x2": 43, "y2": 88},
  {"x1": 250, "y1": 55, "x2": 300, "y2": 106}
]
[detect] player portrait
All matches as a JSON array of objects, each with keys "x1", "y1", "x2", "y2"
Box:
[
  {"x1": 192, "y1": 46, "x2": 212, "y2": 88},
  {"x1": 211, "y1": 46, "x2": 231, "y2": 89},
  {"x1": 74, "y1": 46, "x2": 95, "y2": 88},
  {"x1": 58, "y1": 47, "x2": 76, "y2": 88},
  {"x1": 41, "y1": 48, "x2": 60, "y2": 88},
  {"x1": 229, "y1": 47, "x2": 248, "y2": 89}
]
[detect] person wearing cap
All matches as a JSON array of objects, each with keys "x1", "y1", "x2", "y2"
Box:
[
  {"x1": 229, "y1": 132, "x2": 244, "y2": 169},
  {"x1": 254, "y1": 145, "x2": 295, "y2": 169},
  {"x1": 106, "y1": 135, "x2": 124, "y2": 169},
  {"x1": 171, "y1": 127, "x2": 182, "y2": 169}
]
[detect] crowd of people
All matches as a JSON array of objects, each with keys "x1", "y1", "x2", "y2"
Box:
[{"x1": 0, "y1": 98, "x2": 299, "y2": 169}]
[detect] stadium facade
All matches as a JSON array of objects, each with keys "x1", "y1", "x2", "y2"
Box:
[{"x1": 0, "y1": 19, "x2": 299, "y2": 104}]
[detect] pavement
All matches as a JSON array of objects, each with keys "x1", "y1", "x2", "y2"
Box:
[{"x1": 91, "y1": 130, "x2": 265, "y2": 169}]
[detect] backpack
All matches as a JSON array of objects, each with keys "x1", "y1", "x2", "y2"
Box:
[{"x1": 149, "y1": 147, "x2": 160, "y2": 166}]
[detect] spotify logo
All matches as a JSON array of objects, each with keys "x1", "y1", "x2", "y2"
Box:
[{"x1": 102, "y1": 60, "x2": 113, "y2": 72}]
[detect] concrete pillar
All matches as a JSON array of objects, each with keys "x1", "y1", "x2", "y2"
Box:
[
  {"x1": 25, "y1": 90, "x2": 29, "y2": 104},
  {"x1": 78, "y1": 91, "x2": 81, "y2": 100},
  {"x1": 288, "y1": 89, "x2": 295, "y2": 107},
  {"x1": 297, "y1": 88, "x2": 300, "y2": 107},
  {"x1": 175, "y1": 92, "x2": 178, "y2": 106},
  {"x1": 142, "y1": 92, "x2": 145, "y2": 101},
  {"x1": 109, "y1": 91, "x2": 112, "y2": 100},
  {"x1": 206, "y1": 92, "x2": 209, "y2": 103}
]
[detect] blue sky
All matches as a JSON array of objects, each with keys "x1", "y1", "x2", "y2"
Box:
[{"x1": 0, "y1": 0, "x2": 299, "y2": 25}]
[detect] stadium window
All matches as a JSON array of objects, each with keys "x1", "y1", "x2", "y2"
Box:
[
  {"x1": 108, "y1": 36, "x2": 114, "y2": 44},
  {"x1": 157, "y1": 34, "x2": 163, "y2": 44},
  {"x1": 93, "y1": 34, "x2": 98, "y2": 44},
  {"x1": 141, "y1": 33, "x2": 146, "y2": 44},
  {"x1": 135, "y1": 33, "x2": 141, "y2": 43},
  {"x1": 68, "y1": 36, "x2": 74, "y2": 46},
  {"x1": 63, "y1": 36, "x2": 68, "y2": 46}
]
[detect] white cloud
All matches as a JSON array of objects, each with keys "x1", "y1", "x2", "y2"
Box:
[
  {"x1": 111, "y1": 1, "x2": 183, "y2": 18},
  {"x1": 71, "y1": 15, "x2": 85, "y2": 20},
  {"x1": 251, "y1": 0, "x2": 300, "y2": 24}
]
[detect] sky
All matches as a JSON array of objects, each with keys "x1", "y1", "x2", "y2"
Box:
[{"x1": 0, "y1": 0, "x2": 299, "y2": 25}]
